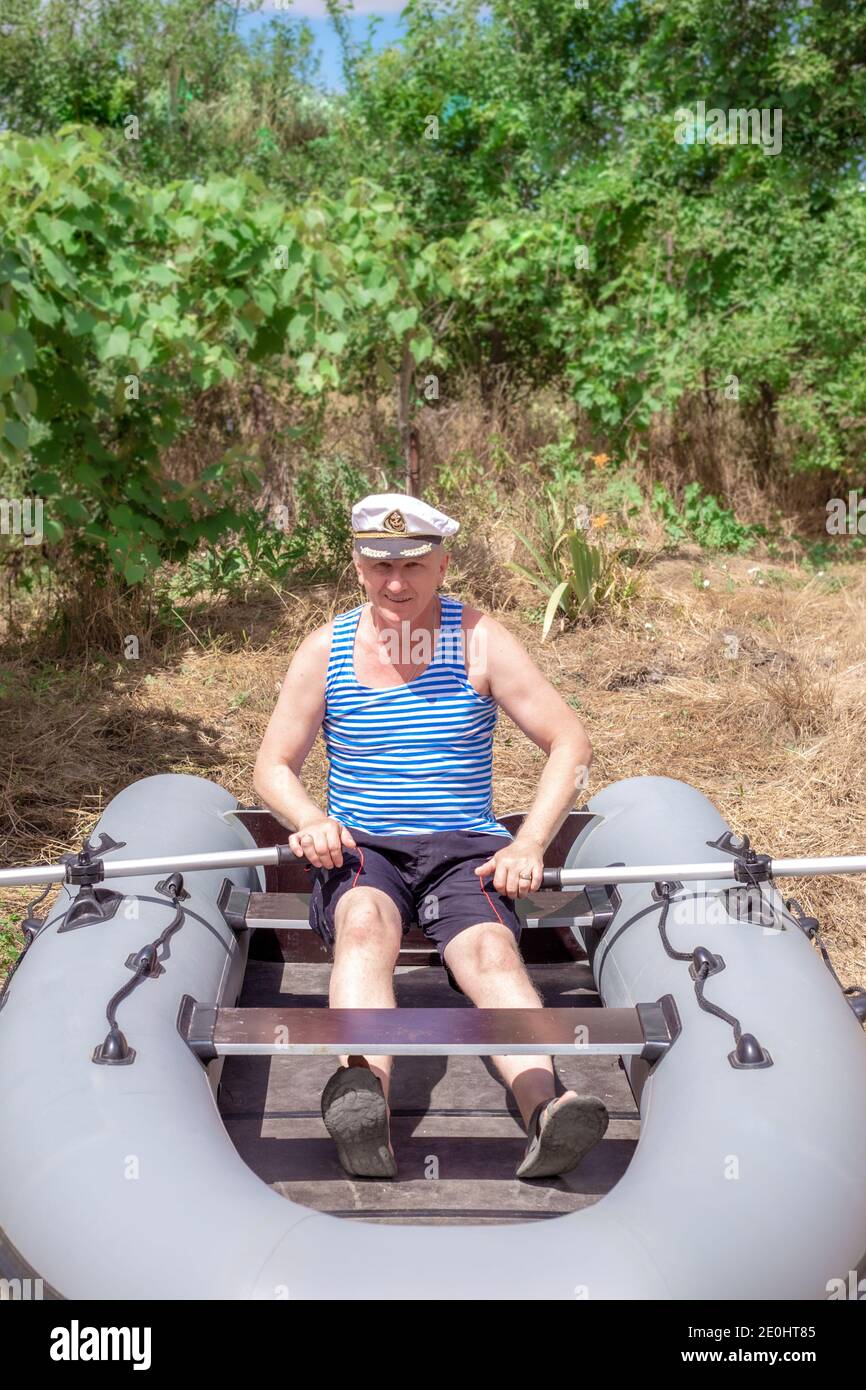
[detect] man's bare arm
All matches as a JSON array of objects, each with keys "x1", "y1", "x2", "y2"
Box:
[
  {"x1": 252, "y1": 626, "x2": 333, "y2": 832},
  {"x1": 478, "y1": 613, "x2": 593, "y2": 852}
]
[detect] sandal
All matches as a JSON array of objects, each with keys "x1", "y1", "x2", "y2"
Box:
[
  {"x1": 320, "y1": 1065, "x2": 397, "y2": 1179},
  {"x1": 515, "y1": 1092, "x2": 609, "y2": 1180}
]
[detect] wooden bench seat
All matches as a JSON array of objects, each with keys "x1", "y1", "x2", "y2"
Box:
[{"x1": 180, "y1": 995, "x2": 678, "y2": 1061}]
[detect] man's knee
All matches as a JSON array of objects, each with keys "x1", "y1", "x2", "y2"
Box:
[
  {"x1": 333, "y1": 887, "x2": 403, "y2": 957},
  {"x1": 447, "y1": 922, "x2": 523, "y2": 978}
]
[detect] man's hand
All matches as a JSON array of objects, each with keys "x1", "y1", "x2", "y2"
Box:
[
  {"x1": 474, "y1": 833, "x2": 545, "y2": 898},
  {"x1": 288, "y1": 816, "x2": 356, "y2": 870}
]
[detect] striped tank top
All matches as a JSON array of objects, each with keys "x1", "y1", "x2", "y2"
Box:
[{"x1": 322, "y1": 595, "x2": 512, "y2": 837}]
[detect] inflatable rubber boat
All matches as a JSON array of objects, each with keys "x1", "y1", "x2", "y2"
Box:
[{"x1": 1, "y1": 772, "x2": 865, "y2": 1300}]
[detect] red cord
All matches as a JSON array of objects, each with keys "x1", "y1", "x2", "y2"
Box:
[
  {"x1": 351, "y1": 845, "x2": 366, "y2": 887},
  {"x1": 477, "y1": 872, "x2": 507, "y2": 925}
]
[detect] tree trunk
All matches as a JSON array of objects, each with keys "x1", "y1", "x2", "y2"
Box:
[
  {"x1": 406, "y1": 426, "x2": 420, "y2": 497},
  {"x1": 398, "y1": 339, "x2": 421, "y2": 496},
  {"x1": 167, "y1": 58, "x2": 180, "y2": 128}
]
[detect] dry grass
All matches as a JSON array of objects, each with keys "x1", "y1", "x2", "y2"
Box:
[
  {"x1": 2, "y1": 539, "x2": 865, "y2": 992},
  {"x1": 646, "y1": 392, "x2": 844, "y2": 535}
]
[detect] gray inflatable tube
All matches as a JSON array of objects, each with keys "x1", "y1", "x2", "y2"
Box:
[{"x1": 1, "y1": 772, "x2": 865, "y2": 1299}]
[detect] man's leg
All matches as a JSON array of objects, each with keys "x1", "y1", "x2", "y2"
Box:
[
  {"x1": 443, "y1": 921, "x2": 608, "y2": 1177},
  {"x1": 321, "y1": 885, "x2": 403, "y2": 1175},
  {"x1": 442, "y1": 920, "x2": 565, "y2": 1128},
  {"x1": 329, "y1": 884, "x2": 403, "y2": 1098}
]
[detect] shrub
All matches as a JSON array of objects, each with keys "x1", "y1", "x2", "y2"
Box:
[
  {"x1": 652, "y1": 483, "x2": 764, "y2": 552},
  {"x1": 506, "y1": 484, "x2": 639, "y2": 635}
]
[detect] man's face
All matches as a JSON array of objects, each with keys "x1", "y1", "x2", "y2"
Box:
[{"x1": 353, "y1": 548, "x2": 448, "y2": 622}]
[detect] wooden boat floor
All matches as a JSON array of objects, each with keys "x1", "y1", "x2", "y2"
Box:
[{"x1": 218, "y1": 958, "x2": 641, "y2": 1226}]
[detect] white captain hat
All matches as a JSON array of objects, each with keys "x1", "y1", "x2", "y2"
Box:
[{"x1": 351, "y1": 492, "x2": 460, "y2": 558}]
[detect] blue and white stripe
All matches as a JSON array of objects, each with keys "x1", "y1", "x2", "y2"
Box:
[{"x1": 322, "y1": 595, "x2": 512, "y2": 837}]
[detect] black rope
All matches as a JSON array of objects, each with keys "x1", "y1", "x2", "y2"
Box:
[
  {"x1": 93, "y1": 875, "x2": 187, "y2": 1063},
  {"x1": 655, "y1": 892, "x2": 696, "y2": 962},
  {"x1": 814, "y1": 931, "x2": 848, "y2": 989},
  {"x1": 103, "y1": 890, "x2": 185, "y2": 1036},
  {"x1": 598, "y1": 883, "x2": 785, "y2": 1056},
  {"x1": 600, "y1": 884, "x2": 800, "y2": 990},
  {"x1": 24, "y1": 883, "x2": 52, "y2": 918},
  {"x1": 693, "y1": 960, "x2": 743, "y2": 1044},
  {"x1": 596, "y1": 894, "x2": 705, "y2": 987},
  {"x1": 655, "y1": 883, "x2": 746, "y2": 1049}
]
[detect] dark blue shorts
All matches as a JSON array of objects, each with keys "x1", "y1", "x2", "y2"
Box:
[{"x1": 306, "y1": 826, "x2": 522, "y2": 963}]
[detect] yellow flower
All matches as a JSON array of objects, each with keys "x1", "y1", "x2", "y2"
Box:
[
  {"x1": 590, "y1": 512, "x2": 609, "y2": 529},
  {"x1": 592, "y1": 453, "x2": 610, "y2": 469}
]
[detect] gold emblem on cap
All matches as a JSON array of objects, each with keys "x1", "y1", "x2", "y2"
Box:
[{"x1": 383, "y1": 509, "x2": 407, "y2": 534}]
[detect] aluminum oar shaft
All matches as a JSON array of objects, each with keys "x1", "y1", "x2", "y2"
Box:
[
  {"x1": 3, "y1": 848, "x2": 866, "y2": 891},
  {"x1": 546, "y1": 855, "x2": 866, "y2": 888},
  {"x1": 0, "y1": 847, "x2": 286, "y2": 888}
]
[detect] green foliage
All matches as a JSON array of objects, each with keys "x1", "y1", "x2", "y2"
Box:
[
  {"x1": 289, "y1": 455, "x2": 375, "y2": 580},
  {"x1": 596, "y1": 471, "x2": 644, "y2": 521},
  {"x1": 0, "y1": 0, "x2": 326, "y2": 192},
  {"x1": 652, "y1": 483, "x2": 764, "y2": 552},
  {"x1": 652, "y1": 484, "x2": 689, "y2": 545},
  {"x1": 0, "y1": 127, "x2": 468, "y2": 587},
  {"x1": 539, "y1": 437, "x2": 646, "y2": 524},
  {"x1": 536, "y1": 434, "x2": 583, "y2": 489},
  {"x1": 541, "y1": 532, "x2": 606, "y2": 636},
  {"x1": 168, "y1": 455, "x2": 374, "y2": 599},
  {"x1": 167, "y1": 509, "x2": 294, "y2": 600},
  {"x1": 430, "y1": 451, "x2": 501, "y2": 516},
  {"x1": 506, "y1": 484, "x2": 637, "y2": 632},
  {"x1": 1, "y1": 911, "x2": 24, "y2": 975},
  {"x1": 2, "y1": 0, "x2": 866, "y2": 611},
  {"x1": 0, "y1": 127, "x2": 283, "y2": 584},
  {"x1": 506, "y1": 483, "x2": 572, "y2": 587},
  {"x1": 309, "y1": 0, "x2": 866, "y2": 460},
  {"x1": 801, "y1": 534, "x2": 866, "y2": 571}
]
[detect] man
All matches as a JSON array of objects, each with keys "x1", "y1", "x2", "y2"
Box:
[{"x1": 253, "y1": 492, "x2": 609, "y2": 1180}]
